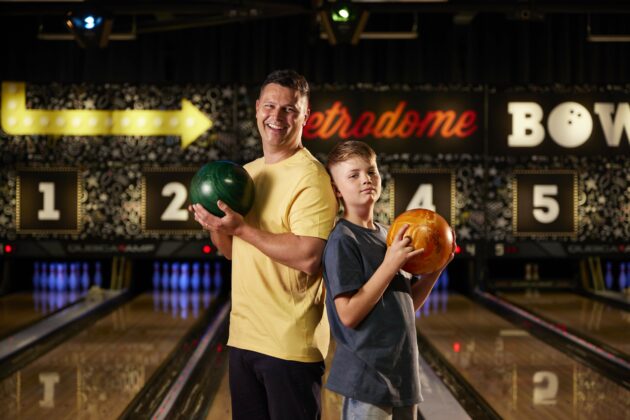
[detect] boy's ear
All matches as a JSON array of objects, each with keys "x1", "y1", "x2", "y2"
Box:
[{"x1": 331, "y1": 182, "x2": 343, "y2": 198}]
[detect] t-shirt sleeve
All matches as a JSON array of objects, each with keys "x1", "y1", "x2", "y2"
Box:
[
  {"x1": 288, "y1": 169, "x2": 338, "y2": 240},
  {"x1": 323, "y1": 232, "x2": 365, "y2": 298}
]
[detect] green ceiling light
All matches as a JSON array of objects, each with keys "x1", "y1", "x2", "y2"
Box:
[{"x1": 332, "y1": 6, "x2": 353, "y2": 22}]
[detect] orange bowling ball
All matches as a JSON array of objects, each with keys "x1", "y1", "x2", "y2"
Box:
[{"x1": 386, "y1": 208, "x2": 454, "y2": 275}]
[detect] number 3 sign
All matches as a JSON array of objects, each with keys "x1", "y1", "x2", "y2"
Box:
[{"x1": 512, "y1": 170, "x2": 577, "y2": 237}]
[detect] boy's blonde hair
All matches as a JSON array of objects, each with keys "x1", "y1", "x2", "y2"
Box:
[{"x1": 326, "y1": 140, "x2": 376, "y2": 173}]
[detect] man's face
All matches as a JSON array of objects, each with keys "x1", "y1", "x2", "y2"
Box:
[
  {"x1": 329, "y1": 156, "x2": 382, "y2": 211},
  {"x1": 255, "y1": 83, "x2": 309, "y2": 151}
]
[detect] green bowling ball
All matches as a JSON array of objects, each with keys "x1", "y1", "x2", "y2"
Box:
[{"x1": 189, "y1": 161, "x2": 255, "y2": 217}]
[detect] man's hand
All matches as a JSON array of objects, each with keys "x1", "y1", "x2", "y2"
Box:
[{"x1": 190, "y1": 200, "x2": 245, "y2": 236}]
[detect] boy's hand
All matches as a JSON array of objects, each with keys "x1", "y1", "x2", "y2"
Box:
[{"x1": 383, "y1": 224, "x2": 425, "y2": 274}]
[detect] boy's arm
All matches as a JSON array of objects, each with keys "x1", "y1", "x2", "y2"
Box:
[
  {"x1": 411, "y1": 247, "x2": 456, "y2": 311},
  {"x1": 334, "y1": 224, "x2": 423, "y2": 329},
  {"x1": 410, "y1": 271, "x2": 441, "y2": 311}
]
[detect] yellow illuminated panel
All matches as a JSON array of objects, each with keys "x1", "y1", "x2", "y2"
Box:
[{"x1": 1, "y1": 82, "x2": 212, "y2": 148}]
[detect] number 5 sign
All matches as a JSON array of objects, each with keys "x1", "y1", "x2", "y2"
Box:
[
  {"x1": 16, "y1": 167, "x2": 82, "y2": 234},
  {"x1": 512, "y1": 170, "x2": 577, "y2": 237},
  {"x1": 389, "y1": 169, "x2": 455, "y2": 226}
]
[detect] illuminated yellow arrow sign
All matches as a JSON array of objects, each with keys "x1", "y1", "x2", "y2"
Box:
[{"x1": 1, "y1": 81, "x2": 212, "y2": 148}]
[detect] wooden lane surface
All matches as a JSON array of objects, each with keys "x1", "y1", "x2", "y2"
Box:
[
  {"x1": 0, "y1": 291, "x2": 213, "y2": 419},
  {"x1": 0, "y1": 291, "x2": 84, "y2": 338},
  {"x1": 416, "y1": 293, "x2": 630, "y2": 420},
  {"x1": 498, "y1": 291, "x2": 630, "y2": 356}
]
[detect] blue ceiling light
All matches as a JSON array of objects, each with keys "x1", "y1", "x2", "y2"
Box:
[{"x1": 66, "y1": 11, "x2": 112, "y2": 48}]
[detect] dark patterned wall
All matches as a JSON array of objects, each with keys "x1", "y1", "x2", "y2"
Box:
[{"x1": 0, "y1": 83, "x2": 628, "y2": 244}]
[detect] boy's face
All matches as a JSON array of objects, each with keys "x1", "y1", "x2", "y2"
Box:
[{"x1": 329, "y1": 156, "x2": 382, "y2": 210}]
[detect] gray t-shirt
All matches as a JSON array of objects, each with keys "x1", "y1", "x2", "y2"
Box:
[{"x1": 322, "y1": 218, "x2": 422, "y2": 406}]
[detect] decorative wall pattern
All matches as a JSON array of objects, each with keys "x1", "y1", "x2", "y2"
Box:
[{"x1": 0, "y1": 83, "x2": 628, "y2": 243}]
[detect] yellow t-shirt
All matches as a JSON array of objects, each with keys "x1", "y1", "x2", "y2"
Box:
[{"x1": 227, "y1": 148, "x2": 338, "y2": 362}]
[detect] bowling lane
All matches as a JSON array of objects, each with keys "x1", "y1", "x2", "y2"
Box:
[
  {"x1": 0, "y1": 291, "x2": 214, "y2": 419},
  {"x1": 498, "y1": 291, "x2": 630, "y2": 357},
  {"x1": 0, "y1": 291, "x2": 84, "y2": 338},
  {"x1": 416, "y1": 293, "x2": 630, "y2": 419}
]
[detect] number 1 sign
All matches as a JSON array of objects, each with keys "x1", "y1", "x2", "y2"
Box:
[{"x1": 16, "y1": 167, "x2": 82, "y2": 234}]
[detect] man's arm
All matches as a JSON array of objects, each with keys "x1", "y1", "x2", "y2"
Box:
[
  {"x1": 209, "y1": 231, "x2": 233, "y2": 260},
  {"x1": 191, "y1": 202, "x2": 325, "y2": 275},
  {"x1": 236, "y1": 224, "x2": 326, "y2": 275},
  {"x1": 190, "y1": 205, "x2": 234, "y2": 259}
]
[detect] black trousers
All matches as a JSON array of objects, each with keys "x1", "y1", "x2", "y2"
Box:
[{"x1": 229, "y1": 347, "x2": 325, "y2": 420}]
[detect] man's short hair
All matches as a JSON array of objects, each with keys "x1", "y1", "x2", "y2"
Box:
[
  {"x1": 326, "y1": 140, "x2": 377, "y2": 172},
  {"x1": 260, "y1": 69, "x2": 310, "y2": 99}
]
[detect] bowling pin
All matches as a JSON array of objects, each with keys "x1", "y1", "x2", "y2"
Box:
[
  {"x1": 213, "y1": 261, "x2": 223, "y2": 295},
  {"x1": 69, "y1": 288, "x2": 77, "y2": 304},
  {"x1": 161, "y1": 262, "x2": 170, "y2": 290},
  {"x1": 152, "y1": 261, "x2": 161, "y2": 290},
  {"x1": 441, "y1": 268, "x2": 449, "y2": 291},
  {"x1": 179, "y1": 292, "x2": 189, "y2": 319},
  {"x1": 170, "y1": 292, "x2": 178, "y2": 318},
  {"x1": 191, "y1": 262, "x2": 201, "y2": 292},
  {"x1": 56, "y1": 263, "x2": 66, "y2": 292},
  {"x1": 41, "y1": 262, "x2": 49, "y2": 291},
  {"x1": 81, "y1": 262, "x2": 90, "y2": 290},
  {"x1": 432, "y1": 290, "x2": 440, "y2": 313},
  {"x1": 605, "y1": 262, "x2": 614, "y2": 290},
  {"x1": 619, "y1": 263, "x2": 627, "y2": 292},
  {"x1": 94, "y1": 262, "x2": 103, "y2": 288},
  {"x1": 68, "y1": 263, "x2": 79, "y2": 291},
  {"x1": 179, "y1": 263, "x2": 190, "y2": 292},
  {"x1": 47, "y1": 263, "x2": 56, "y2": 291},
  {"x1": 161, "y1": 290, "x2": 169, "y2": 313},
  {"x1": 202, "y1": 290, "x2": 211, "y2": 308},
  {"x1": 191, "y1": 292, "x2": 200, "y2": 317},
  {"x1": 33, "y1": 262, "x2": 41, "y2": 289},
  {"x1": 170, "y1": 262, "x2": 180, "y2": 291},
  {"x1": 202, "y1": 262, "x2": 211, "y2": 291}
]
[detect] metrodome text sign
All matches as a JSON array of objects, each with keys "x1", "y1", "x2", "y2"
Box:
[{"x1": 303, "y1": 92, "x2": 484, "y2": 154}]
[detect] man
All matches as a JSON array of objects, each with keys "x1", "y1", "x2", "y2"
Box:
[{"x1": 190, "y1": 69, "x2": 337, "y2": 420}]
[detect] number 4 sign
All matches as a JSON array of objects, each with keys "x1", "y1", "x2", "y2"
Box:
[
  {"x1": 512, "y1": 170, "x2": 577, "y2": 237},
  {"x1": 16, "y1": 167, "x2": 82, "y2": 234},
  {"x1": 389, "y1": 169, "x2": 455, "y2": 226}
]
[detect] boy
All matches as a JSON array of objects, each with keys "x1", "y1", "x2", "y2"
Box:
[{"x1": 322, "y1": 140, "x2": 455, "y2": 420}]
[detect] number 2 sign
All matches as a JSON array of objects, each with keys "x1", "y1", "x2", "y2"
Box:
[
  {"x1": 142, "y1": 168, "x2": 200, "y2": 233},
  {"x1": 512, "y1": 170, "x2": 577, "y2": 237}
]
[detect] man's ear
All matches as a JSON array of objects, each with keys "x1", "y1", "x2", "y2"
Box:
[{"x1": 303, "y1": 106, "x2": 310, "y2": 126}]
